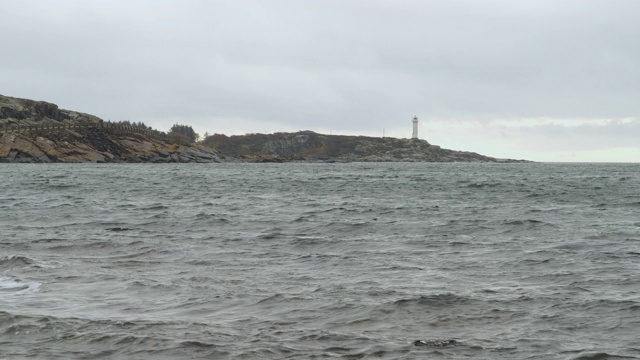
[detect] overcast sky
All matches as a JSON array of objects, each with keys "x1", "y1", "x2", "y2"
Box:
[{"x1": 2, "y1": 0, "x2": 639, "y2": 162}]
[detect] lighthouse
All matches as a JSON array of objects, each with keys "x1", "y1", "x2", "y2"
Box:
[{"x1": 412, "y1": 116, "x2": 418, "y2": 139}]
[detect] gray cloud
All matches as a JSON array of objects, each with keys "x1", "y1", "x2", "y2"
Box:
[{"x1": 1, "y1": 0, "x2": 639, "y2": 160}]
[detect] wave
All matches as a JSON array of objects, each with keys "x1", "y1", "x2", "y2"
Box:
[
  {"x1": 527, "y1": 207, "x2": 560, "y2": 213},
  {"x1": 0, "y1": 255, "x2": 36, "y2": 269},
  {"x1": 296, "y1": 331, "x2": 372, "y2": 343},
  {"x1": 0, "y1": 276, "x2": 41, "y2": 294},
  {"x1": 257, "y1": 293, "x2": 287, "y2": 304},
  {"x1": 591, "y1": 201, "x2": 640, "y2": 209},
  {"x1": 502, "y1": 219, "x2": 550, "y2": 226},
  {"x1": 393, "y1": 293, "x2": 473, "y2": 307},
  {"x1": 568, "y1": 352, "x2": 639, "y2": 360},
  {"x1": 580, "y1": 299, "x2": 640, "y2": 312},
  {"x1": 253, "y1": 294, "x2": 319, "y2": 310},
  {"x1": 497, "y1": 219, "x2": 556, "y2": 233},
  {"x1": 414, "y1": 339, "x2": 457, "y2": 347},
  {"x1": 48, "y1": 184, "x2": 76, "y2": 189},
  {"x1": 257, "y1": 231, "x2": 288, "y2": 240},
  {"x1": 466, "y1": 182, "x2": 503, "y2": 188},
  {"x1": 382, "y1": 265, "x2": 425, "y2": 271},
  {"x1": 290, "y1": 236, "x2": 334, "y2": 247},
  {"x1": 194, "y1": 212, "x2": 230, "y2": 223},
  {"x1": 47, "y1": 241, "x2": 119, "y2": 252},
  {"x1": 31, "y1": 238, "x2": 67, "y2": 244},
  {"x1": 0, "y1": 277, "x2": 29, "y2": 292},
  {"x1": 0, "y1": 312, "x2": 234, "y2": 358},
  {"x1": 139, "y1": 204, "x2": 169, "y2": 211},
  {"x1": 103, "y1": 247, "x2": 157, "y2": 260}
]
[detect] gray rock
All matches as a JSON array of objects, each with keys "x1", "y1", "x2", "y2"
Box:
[{"x1": 1, "y1": 95, "x2": 227, "y2": 163}]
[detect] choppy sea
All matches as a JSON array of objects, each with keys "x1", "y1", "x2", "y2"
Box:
[{"x1": 1, "y1": 163, "x2": 640, "y2": 359}]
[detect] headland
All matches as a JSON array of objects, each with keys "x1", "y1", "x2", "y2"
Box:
[
  {"x1": 202, "y1": 132, "x2": 529, "y2": 163},
  {"x1": 0, "y1": 95, "x2": 224, "y2": 163},
  {"x1": 1, "y1": 94, "x2": 528, "y2": 163}
]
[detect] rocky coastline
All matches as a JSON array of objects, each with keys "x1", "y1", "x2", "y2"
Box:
[
  {"x1": 202, "y1": 131, "x2": 529, "y2": 163},
  {"x1": 2, "y1": 94, "x2": 528, "y2": 163},
  {"x1": 0, "y1": 95, "x2": 225, "y2": 163}
]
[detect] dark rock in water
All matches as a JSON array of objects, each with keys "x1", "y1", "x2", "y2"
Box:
[
  {"x1": 414, "y1": 339, "x2": 457, "y2": 347},
  {"x1": 107, "y1": 227, "x2": 130, "y2": 232}
]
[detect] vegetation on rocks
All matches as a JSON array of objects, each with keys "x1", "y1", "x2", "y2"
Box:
[
  {"x1": 170, "y1": 124, "x2": 198, "y2": 143},
  {"x1": 109, "y1": 120, "x2": 154, "y2": 130},
  {"x1": 0, "y1": 95, "x2": 224, "y2": 163},
  {"x1": 202, "y1": 131, "x2": 528, "y2": 163}
]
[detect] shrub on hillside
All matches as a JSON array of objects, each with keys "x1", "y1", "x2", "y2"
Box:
[
  {"x1": 168, "y1": 131, "x2": 192, "y2": 145},
  {"x1": 170, "y1": 124, "x2": 198, "y2": 142}
]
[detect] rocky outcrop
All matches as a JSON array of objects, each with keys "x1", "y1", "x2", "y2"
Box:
[
  {"x1": 0, "y1": 94, "x2": 226, "y2": 163},
  {"x1": 1, "y1": 95, "x2": 87, "y2": 124},
  {"x1": 0, "y1": 127, "x2": 226, "y2": 163},
  {"x1": 203, "y1": 131, "x2": 529, "y2": 163}
]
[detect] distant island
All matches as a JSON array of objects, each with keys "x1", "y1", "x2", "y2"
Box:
[
  {"x1": 1, "y1": 94, "x2": 528, "y2": 163},
  {"x1": 203, "y1": 131, "x2": 528, "y2": 163}
]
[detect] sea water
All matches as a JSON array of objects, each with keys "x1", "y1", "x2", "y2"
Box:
[{"x1": 1, "y1": 163, "x2": 639, "y2": 359}]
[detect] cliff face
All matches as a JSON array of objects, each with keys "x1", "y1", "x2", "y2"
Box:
[
  {"x1": 0, "y1": 95, "x2": 225, "y2": 163},
  {"x1": 204, "y1": 131, "x2": 527, "y2": 163}
]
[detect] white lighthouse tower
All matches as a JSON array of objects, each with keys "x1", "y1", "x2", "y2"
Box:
[{"x1": 412, "y1": 115, "x2": 419, "y2": 139}]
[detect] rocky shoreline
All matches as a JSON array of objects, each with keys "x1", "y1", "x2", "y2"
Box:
[
  {"x1": 203, "y1": 131, "x2": 529, "y2": 163},
  {"x1": 0, "y1": 130, "x2": 225, "y2": 163},
  {"x1": 2, "y1": 94, "x2": 529, "y2": 163},
  {"x1": 0, "y1": 95, "x2": 225, "y2": 163}
]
